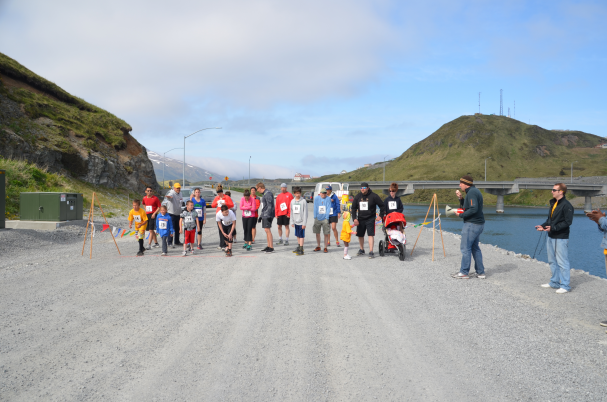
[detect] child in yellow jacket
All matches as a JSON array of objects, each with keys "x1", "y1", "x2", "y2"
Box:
[
  {"x1": 340, "y1": 211, "x2": 357, "y2": 260},
  {"x1": 128, "y1": 200, "x2": 148, "y2": 257}
]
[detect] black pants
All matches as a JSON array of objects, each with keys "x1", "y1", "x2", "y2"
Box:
[
  {"x1": 169, "y1": 214, "x2": 181, "y2": 245},
  {"x1": 243, "y1": 217, "x2": 255, "y2": 242},
  {"x1": 218, "y1": 224, "x2": 234, "y2": 248}
]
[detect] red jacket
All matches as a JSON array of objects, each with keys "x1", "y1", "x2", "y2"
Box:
[
  {"x1": 211, "y1": 195, "x2": 234, "y2": 213},
  {"x1": 275, "y1": 192, "x2": 294, "y2": 217}
]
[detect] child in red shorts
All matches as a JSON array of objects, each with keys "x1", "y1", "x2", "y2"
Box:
[{"x1": 180, "y1": 200, "x2": 200, "y2": 257}]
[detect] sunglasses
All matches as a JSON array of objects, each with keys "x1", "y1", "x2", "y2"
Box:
[
  {"x1": 361, "y1": 187, "x2": 368, "y2": 190},
  {"x1": 389, "y1": 190, "x2": 396, "y2": 192},
  {"x1": 551, "y1": 189, "x2": 560, "y2": 192}
]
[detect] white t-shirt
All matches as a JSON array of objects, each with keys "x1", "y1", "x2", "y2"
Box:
[{"x1": 216, "y1": 210, "x2": 237, "y2": 226}]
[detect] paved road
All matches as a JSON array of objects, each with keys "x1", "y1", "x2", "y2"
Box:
[{"x1": 1, "y1": 200, "x2": 607, "y2": 401}]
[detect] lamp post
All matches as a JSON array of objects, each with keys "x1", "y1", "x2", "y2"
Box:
[
  {"x1": 183, "y1": 127, "x2": 222, "y2": 187},
  {"x1": 248, "y1": 156, "x2": 251, "y2": 186},
  {"x1": 383, "y1": 155, "x2": 389, "y2": 182},
  {"x1": 571, "y1": 160, "x2": 578, "y2": 183},
  {"x1": 163, "y1": 147, "x2": 183, "y2": 189},
  {"x1": 485, "y1": 157, "x2": 492, "y2": 181}
]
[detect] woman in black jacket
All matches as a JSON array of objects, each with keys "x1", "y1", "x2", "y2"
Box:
[{"x1": 385, "y1": 182, "x2": 404, "y2": 215}]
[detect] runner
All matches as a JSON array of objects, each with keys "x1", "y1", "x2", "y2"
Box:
[
  {"x1": 163, "y1": 183, "x2": 183, "y2": 247},
  {"x1": 211, "y1": 189, "x2": 235, "y2": 250},
  {"x1": 225, "y1": 191, "x2": 238, "y2": 243},
  {"x1": 256, "y1": 182, "x2": 275, "y2": 253},
  {"x1": 313, "y1": 189, "x2": 332, "y2": 253},
  {"x1": 240, "y1": 189, "x2": 258, "y2": 251},
  {"x1": 351, "y1": 182, "x2": 385, "y2": 258},
  {"x1": 141, "y1": 186, "x2": 161, "y2": 250},
  {"x1": 216, "y1": 205, "x2": 236, "y2": 257},
  {"x1": 325, "y1": 185, "x2": 341, "y2": 247},
  {"x1": 275, "y1": 183, "x2": 294, "y2": 246},
  {"x1": 250, "y1": 187, "x2": 260, "y2": 244},
  {"x1": 190, "y1": 187, "x2": 207, "y2": 250}
]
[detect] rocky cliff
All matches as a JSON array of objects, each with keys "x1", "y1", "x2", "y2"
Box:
[{"x1": 0, "y1": 52, "x2": 159, "y2": 194}]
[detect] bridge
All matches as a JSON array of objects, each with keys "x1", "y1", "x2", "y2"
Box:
[{"x1": 286, "y1": 181, "x2": 607, "y2": 213}]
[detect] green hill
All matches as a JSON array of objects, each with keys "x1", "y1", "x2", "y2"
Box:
[{"x1": 326, "y1": 115, "x2": 607, "y2": 182}]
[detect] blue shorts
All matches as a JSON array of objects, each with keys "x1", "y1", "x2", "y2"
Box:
[{"x1": 295, "y1": 224, "x2": 305, "y2": 238}]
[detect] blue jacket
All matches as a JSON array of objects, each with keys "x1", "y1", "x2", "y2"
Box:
[
  {"x1": 328, "y1": 193, "x2": 341, "y2": 217},
  {"x1": 598, "y1": 216, "x2": 607, "y2": 250},
  {"x1": 314, "y1": 195, "x2": 332, "y2": 221},
  {"x1": 156, "y1": 213, "x2": 175, "y2": 237}
]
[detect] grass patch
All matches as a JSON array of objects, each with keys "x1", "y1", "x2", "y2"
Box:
[{"x1": 1, "y1": 157, "x2": 143, "y2": 219}]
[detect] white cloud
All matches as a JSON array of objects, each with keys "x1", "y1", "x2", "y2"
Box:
[{"x1": 0, "y1": 0, "x2": 399, "y2": 115}]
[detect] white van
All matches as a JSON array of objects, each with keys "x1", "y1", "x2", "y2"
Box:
[{"x1": 313, "y1": 182, "x2": 350, "y2": 207}]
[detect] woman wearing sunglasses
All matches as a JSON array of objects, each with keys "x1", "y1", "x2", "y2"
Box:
[{"x1": 385, "y1": 182, "x2": 404, "y2": 215}]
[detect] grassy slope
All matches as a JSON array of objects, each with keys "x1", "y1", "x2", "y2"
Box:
[
  {"x1": 2, "y1": 157, "x2": 141, "y2": 219},
  {"x1": 0, "y1": 52, "x2": 130, "y2": 151},
  {"x1": 320, "y1": 115, "x2": 606, "y2": 206}
]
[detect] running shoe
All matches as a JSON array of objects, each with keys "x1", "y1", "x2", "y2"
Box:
[
  {"x1": 368, "y1": 251, "x2": 375, "y2": 259},
  {"x1": 276, "y1": 239, "x2": 283, "y2": 245},
  {"x1": 314, "y1": 247, "x2": 321, "y2": 252},
  {"x1": 217, "y1": 246, "x2": 223, "y2": 250},
  {"x1": 284, "y1": 241, "x2": 289, "y2": 246},
  {"x1": 153, "y1": 243, "x2": 160, "y2": 248},
  {"x1": 556, "y1": 288, "x2": 569, "y2": 294},
  {"x1": 246, "y1": 245, "x2": 252, "y2": 251},
  {"x1": 292, "y1": 246, "x2": 301, "y2": 254},
  {"x1": 324, "y1": 248, "x2": 328, "y2": 253},
  {"x1": 343, "y1": 255, "x2": 351, "y2": 260},
  {"x1": 197, "y1": 245, "x2": 203, "y2": 250},
  {"x1": 336, "y1": 242, "x2": 340, "y2": 247},
  {"x1": 243, "y1": 244, "x2": 247, "y2": 249},
  {"x1": 265, "y1": 248, "x2": 275, "y2": 253},
  {"x1": 182, "y1": 251, "x2": 187, "y2": 257},
  {"x1": 600, "y1": 321, "x2": 607, "y2": 327},
  {"x1": 146, "y1": 245, "x2": 151, "y2": 251},
  {"x1": 161, "y1": 252, "x2": 167, "y2": 256},
  {"x1": 357, "y1": 249, "x2": 365, "y2": 256},
  {"x1": 260, "y1": 247, "x2": 269, "y2": 252},
  {"x1": 136, "y1": 251, "x2": 144, "y2": 257},
  {"x1": 451, "y1": 272, "x2": 469, "y2": 279},
  {"x1": 190, "y1": 249, "x2": 194, "y2": 255}
]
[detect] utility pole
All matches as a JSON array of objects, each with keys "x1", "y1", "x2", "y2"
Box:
[
  {"x1": 478, "y1": 92, "x2": 481, "y2": 113},
  {"x1": 183, "y1": 127, "x2": 221, "y2": 187},
  {"x1": 571, "y1": 161, "x2": 578, "y2": 183},
  {"x1": 383, "y1": 155, "x2": 389, "y2": 182},
  {"x1": 163, "y1": 147, "x2": 183, "y2": 189}
]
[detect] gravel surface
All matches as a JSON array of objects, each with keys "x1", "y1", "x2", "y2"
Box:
[{"x1": 1, "y1": 200, "x2": 607, "y2": 401}]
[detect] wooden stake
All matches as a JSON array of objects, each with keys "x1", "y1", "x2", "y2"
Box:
[
  {"x1": 81, "y1": 195, "x2": 94, "y2": 256},
  {"x1": 432, "y1": 194, "x2": 436, "y2": 261},
  {"x1": 438, "y1": 194, "x2": 446, "y2": 257},
  {"x1": 90, "y1": 192, "x2": 95, "y2": 259},
  {"x1": 410, "y1": 198, "x2": 434, "y2": 256},
  {"x1": 97, "y1": 198, "x2": 121, "y2": 255}
]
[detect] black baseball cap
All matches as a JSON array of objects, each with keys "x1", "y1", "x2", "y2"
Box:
[{"x1": 361, "y1": 182, "x2": 369, "y2": 188}]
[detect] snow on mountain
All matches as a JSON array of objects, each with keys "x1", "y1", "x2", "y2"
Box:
[{"x1": 148, "y1": 151, "x2": 220, "y2": 183}]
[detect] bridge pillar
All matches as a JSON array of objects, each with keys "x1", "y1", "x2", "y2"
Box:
[
  {"x1": 584, "y1": 196, "x2": 592, "y2": 213},
  {"x1": 484, "y1": 185, "x2": 519, "y2": 213},
  {"x1": 570, "y1": 187, "x2": 607, "y2": 213}
]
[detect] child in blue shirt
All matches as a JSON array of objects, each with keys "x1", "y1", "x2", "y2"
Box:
[{"x1": 156, "y1": 205, "x2": 175, "y2": 255}]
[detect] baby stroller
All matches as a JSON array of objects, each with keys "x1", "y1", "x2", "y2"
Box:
[{"x1": 378, "y1": 212, "x2": 407, "y2": 261}]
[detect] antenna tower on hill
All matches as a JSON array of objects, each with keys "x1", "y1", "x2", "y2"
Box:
[
  {"x1": 508, "y1": 107, "x2": 510, "y2": 117},
  {"x1": 478, "y1": 92, "x2": 481, "y2": 113},
  {"x1": 500, "y1": 89, "x2": 503, "y2": 116}
]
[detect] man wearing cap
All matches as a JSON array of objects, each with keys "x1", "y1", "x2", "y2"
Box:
[
  {"x1": 164, "y1": 183, "x2": 184, "y2": 247},
  {"x1": 313, "y1": 189, "x2": 332, "y2": 253},
  {"x1": 351, "y1": 182, "x2": 385, "y2": 258},
  {"x1": 275, "y1": 183, "x2": 294, "y2": 246},
  {"x1": 326, "y1": 185, "x2": 342, "y2": 247},
  {"x1": 452, "y1": 175, "x2": 486, "y2": 279}
]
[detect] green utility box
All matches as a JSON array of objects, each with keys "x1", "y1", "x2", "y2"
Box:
[
  {"x1": 20, "y1": 192, "x2": 83, "y2": 221},
  {"x1": 0, "y1": 170, "x2": 5, "y2": 229}
]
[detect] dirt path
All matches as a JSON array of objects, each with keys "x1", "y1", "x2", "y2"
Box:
[{"x1": 1, "y1": 202, "x2": 606, "y2": 401}]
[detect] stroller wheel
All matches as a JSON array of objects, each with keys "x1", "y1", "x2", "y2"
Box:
[
  {"x1": 379, "y1": 241, "x2": 385, "y2": 257},
  {"x1": 398, "y1": 244, "x2": 406, "y2": 261}
]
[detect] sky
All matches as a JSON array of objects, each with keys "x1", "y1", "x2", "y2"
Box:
[{"x1": 1, "y1": 0, "x2": 606, "y2": 179}]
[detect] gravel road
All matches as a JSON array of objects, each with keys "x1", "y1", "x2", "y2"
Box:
[{"x1": 1, "y1": 198, "x2": 607, "y2": 401}]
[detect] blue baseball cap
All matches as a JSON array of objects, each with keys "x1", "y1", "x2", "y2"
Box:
[{"x1": 326, "y1": 185, "x2": 332, "y2": 190}]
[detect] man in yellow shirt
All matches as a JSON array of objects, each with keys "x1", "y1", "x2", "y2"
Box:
[{"x1": 128, "y1": 200, "x2": 148, "y2": 256}]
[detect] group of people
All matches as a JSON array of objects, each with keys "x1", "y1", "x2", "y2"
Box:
[{"x1": 125, "y1": 176, "x2": 607, "y2": 331}]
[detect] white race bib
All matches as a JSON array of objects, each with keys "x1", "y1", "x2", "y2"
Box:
[
  {"x1": 134, "y1": 215, "x2": 141, "y2": 222},
  {"x1": 159, "y1": 220, "x2": 167, "y2": 229},
  {"x1": 145, "y1": 205, "x2": 152, "y2": 212},
  {"x1": 244, "y1": 210, "x2": 252, "y2": 217},
  {"x1": 293, "y1": 204, "x2": 301, "y2": 214},
  {"x1": 360, "y1": 202, "x2": 368, "y2": 211},
  {"x1": 280, "y1": 202, "x2": 287, "y2": 211},
  {"x1": 185, "y1": 216, "x2": 193, "y2": 223},
  {"x1": 195, "y1": 208, "x2": 203, "y2": 216},
  {"x1": 217, "y1": 200, "x2": 225, "y2": 207},
  {"x1": 388, "y1": 201, "x2": 397, "y2": 210},
  {"x1": 330, "y1": 208, "x2": 333, "y2": 215},
  {"x1": 222, "y1": 219, "x2": 233, "y2": 226},
  {"x1": 318, "y1": 206, "x2": 326, "y2": 214}
]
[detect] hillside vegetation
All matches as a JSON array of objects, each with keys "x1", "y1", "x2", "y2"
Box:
[
  {"x1": 320, "y1": 115, "x2": 606, "y2": 206},
  {"x1": 1, "y1": 157, "x2": 142, "y2": 219}
]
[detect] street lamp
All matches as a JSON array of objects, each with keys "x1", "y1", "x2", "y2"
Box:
[
  {"x1": 163, "y1": 147, "x2": 183, "y2": 189},
  {"x1": 383, "y1": 155, "x2": 389, "y2": 182},
  {"x1": 183, "y1": 127, "x2": 222, "y2": 187},
  {"x1": 485, "y1": 157, "x2": 492, "y2": 181},
  {"x1": 571, "y1": 160, "x2": 578, "y2": 183},
  {"x1": 248, "y1": 156, "x2": 251, "y2": 186}
]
